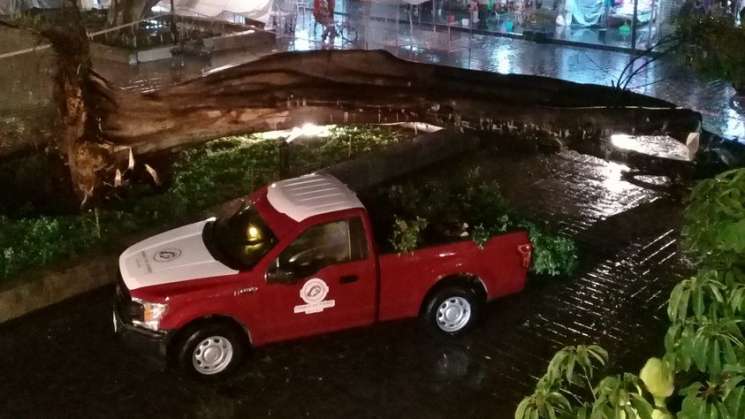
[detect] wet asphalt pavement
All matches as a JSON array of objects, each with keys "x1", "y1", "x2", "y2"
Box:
[{"x1": 0, "y1": 150, "x2": 691, "y2": 419}]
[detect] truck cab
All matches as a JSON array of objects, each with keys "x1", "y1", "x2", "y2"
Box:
[{"x1": 114, "y1": 173, "x2": 531, "y2": 378}]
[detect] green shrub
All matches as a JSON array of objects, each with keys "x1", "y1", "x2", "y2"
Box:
[
  {"x1": 372, "y1": 170, "x2": 578, "y2": 277},
  {"x1": 682, "y1": 168, "x2": 745, "y2": 269},
  {"x1": 521, "y1": 222, "x2": 579, "y2": 277},
  {"x1": 0, "y1": 212, "x2": 101, "y2": 280},
  {"x1": 390, "y1": 216, "x2": 429, "y2": 253}
]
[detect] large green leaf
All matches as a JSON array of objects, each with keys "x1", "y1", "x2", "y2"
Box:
[
  {"x1": 719, "y1": 220, "x2": 745, "y2": 254},
  {"x1": 723, "y1": 386, "x2": 745, "y2": 418}
]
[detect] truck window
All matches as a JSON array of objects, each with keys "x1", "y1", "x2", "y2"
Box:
[
  {"x1": 205, "y1": 205, "x2": 277, "y2": 270},
  {"x1": 267, "y1": 217, "x2": 368, "y2": 283}
]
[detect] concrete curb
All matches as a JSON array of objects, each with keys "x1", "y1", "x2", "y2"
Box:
[{"x1": 0, "y1": 255, "x2": 119, "y2": 324}]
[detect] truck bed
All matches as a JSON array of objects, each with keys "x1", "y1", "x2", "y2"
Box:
[{"x1": 376, "y1": 230, "x2": 531, "y2": 322}]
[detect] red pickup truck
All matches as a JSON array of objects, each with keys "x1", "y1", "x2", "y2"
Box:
[{"x1": 114, "y1": 173, "x2": 532, "y2": 377}]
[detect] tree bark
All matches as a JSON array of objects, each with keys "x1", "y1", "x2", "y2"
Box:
[
  {"x1": 54, "y1": 46, "x2": 703, "y2": 201},
  {"x1": 107, "y1": 0, "x2": 160, "y2": 26}
]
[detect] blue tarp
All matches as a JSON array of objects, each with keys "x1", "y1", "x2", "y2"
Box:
[{"x1": 565, "y1": 0, "x2": 604, "y2": 26}]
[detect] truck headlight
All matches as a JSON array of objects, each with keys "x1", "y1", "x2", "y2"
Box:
[{"x1": 131, "y1": 298, "x2": 167, "y2": 331}]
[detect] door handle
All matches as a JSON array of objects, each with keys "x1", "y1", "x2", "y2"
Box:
[{"x1": 340, "y1": 275, "x2": 358, "y2": 284}]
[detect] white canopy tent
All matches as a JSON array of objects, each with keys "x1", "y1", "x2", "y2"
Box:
[
  {"x1": 171, "y1": 0, "x2": 275, "y2": 23},
  {"x1": 168, "y1": 0, "x2": 432, "y2": 24}
]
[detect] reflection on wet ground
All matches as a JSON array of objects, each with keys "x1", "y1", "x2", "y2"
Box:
[{"x1": 0, "y1": 148, "x2": 690, "y2": 419}]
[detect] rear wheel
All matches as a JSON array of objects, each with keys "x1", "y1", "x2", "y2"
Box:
[
  {"x1": 422, "y1": 286, "x2": 481, "y2": 336},
  {"x1": 175, "y1": 322, "x2": 246, "y2": 379}
]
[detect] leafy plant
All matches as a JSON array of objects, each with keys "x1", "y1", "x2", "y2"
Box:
[
  {"x1": 667, "y1": 269, "x2": 729, "y2": 323},
  {"x1": 678, "y1": 369, "x2": 745, "y2": 419},
  {"x1": 517, "y1": 345, "x2": 658, "y2": 419},
  {"x1": 390, "y1": 216, "x2": 428, "y2": 253},
  {"x1": 682, "y1": 168, "x2": 745, "y2": 269},
  {"x1": 372, "y1": 168, "x2": 578, "y2": 276},
  {"x1": 585, "y1": 374, "x2": 654, "y2": 419},
  {"x1": 517, "y1": 346, "x2": 660, "y2": 419},
  {"x1": 521, "y1": 221, "x2": 579, "y2": 277},
  {"x1": 0, "y1": 212, "x2": 102, "y2": 280},
  {"x1": 664, "y1": 319, "x2": 745, "y2": 377},
  {"x1": 516, "y1": 345, "x2": 608, "y2": 419}
]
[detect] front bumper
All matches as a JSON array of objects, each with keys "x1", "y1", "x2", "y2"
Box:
[{"x1": 113, "y1": 297, "x2": 173, "y2": 370}]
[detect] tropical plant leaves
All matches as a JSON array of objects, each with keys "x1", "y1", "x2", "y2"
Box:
[
  {"x1": 590, "y1": 374, "x2": 654, "y2": 419},
  {"x1": 665, "y1": 319, "x2": 745, "y2": 376},
  {"x1": 667, "y1": 271, "x2": 728, "y2": 323},
  {"x1": 683, "y1": 168, "x2": 745, "y2": 269}
]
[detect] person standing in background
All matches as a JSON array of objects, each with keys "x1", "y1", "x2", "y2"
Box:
[{"x1": 313, "y1": 0, "x2": 337, "y2": 43}]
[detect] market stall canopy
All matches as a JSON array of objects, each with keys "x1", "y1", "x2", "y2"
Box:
[
  {"x1": 366, "y1": 0, "x2": 432, "y2": 4},
  {"x1": 168, "y1": 0, "x2": 432, "y2": 24},
  {"x1": 172, "y1": 0, "x2": 274, "y2": 23}
]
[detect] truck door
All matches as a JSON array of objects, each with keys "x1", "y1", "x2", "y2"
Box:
[{"x1": 261, "y1": 217, "x2": 376, "y2": 342}]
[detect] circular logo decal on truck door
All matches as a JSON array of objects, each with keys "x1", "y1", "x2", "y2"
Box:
[
  {"x1": 293, "y1": 278, "x2": 335, "y2": 314},
  {"x1": 153, "y1": 247, "x2": 182, "y2": 263}
]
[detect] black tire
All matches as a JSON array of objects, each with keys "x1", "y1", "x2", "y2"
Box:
[
  {"x1": 421, "y1": 286, "x2": 482, "y2": 337},
  {"x1": 174, "y1": 322, "x2": 246, "y2": 379}
]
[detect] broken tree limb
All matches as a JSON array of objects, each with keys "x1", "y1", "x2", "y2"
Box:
[{"x1": 47, "y1": 30, "x2": 702, "y2": 200}]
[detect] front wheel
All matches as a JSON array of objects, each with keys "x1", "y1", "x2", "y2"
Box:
[
  {"x1": 422, "y1": 287, "x2": 481, "y2": 336},
  {"x1": 175, "y1": 322, "x2": 246, "y2": 379}
]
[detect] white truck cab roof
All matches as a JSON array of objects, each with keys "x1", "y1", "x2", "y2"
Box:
[{"x1": 266, "y1": 173, "x2": 364, "y2": 222}]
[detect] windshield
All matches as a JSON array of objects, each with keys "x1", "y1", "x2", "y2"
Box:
[{"x1": 204, "y1": 204, "x2": 277, "y2": 270}]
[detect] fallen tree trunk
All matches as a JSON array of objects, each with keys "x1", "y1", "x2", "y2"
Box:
[
  {"x1": 48, "y1": 34, "x2": 702, "y2": 201},
  {"x1": 98, "y1": 50, "x2": 700, "y2": 153}
]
